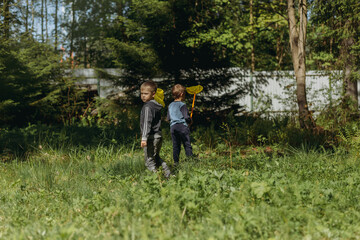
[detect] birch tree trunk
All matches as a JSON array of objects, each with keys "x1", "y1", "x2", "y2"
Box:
[{"x1": 287, "y1": 0, "x2": 315, "y2": 129}]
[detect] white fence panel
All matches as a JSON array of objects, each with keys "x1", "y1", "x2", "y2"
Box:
[{"x1": 71, "y1": 69, "x2": 356, "y2": 113}]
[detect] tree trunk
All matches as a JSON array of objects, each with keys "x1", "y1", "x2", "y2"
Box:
[
  {"x1": 70, "y1": 1, "x2": 75, "y2": 68},
  {"x1": 249, "y1": 0, "x2": 256, "y2": 112},
  {"x1": 3, "y1": 0, "x2": 11, "y2": 39},
  {"x1": 54, "y1": 0, "x2": 58, "y2": 51},
  {"x1": 31, "y1": 0, "x2": 34, "y2": 33},
  {"x1": 342, "y1": 37, "x2": 358, "y2": 110},
  {"x1": 250, "y1": 0, "x2": 255, "y2": 74},
  {"x1": 116, "y1": 0, "x2": 126, "y2": 40},
  {"x1": 287, "y1": 0, "x2": 315, "y2": 129},
  {"x1": 45, "y1": 0, "x2": 48, "y2": 41},
  {"x1": 41, "y1": 0, "x2": 44, "y2": 42},
  {"x1": 25, "y1": 0, "x2": 29, "y2": 33},
  {"x1": 84, "y1": 36, "x2": 87, "y2": 68},
  {"x1": 275, "y1": 23, "x2": 284, "y2": 69}
]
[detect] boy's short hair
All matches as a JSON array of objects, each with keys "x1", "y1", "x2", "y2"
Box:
[
  {"x1": 172, "y1": 84, "x2": 186, "y2": 99},
  {"x1": 141, "y1": 81, "x2": 157, "y2": 93}
]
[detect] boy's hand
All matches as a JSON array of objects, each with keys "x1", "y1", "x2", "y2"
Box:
[{"x1": 141, "y1": 141, "x2": 147, "y2": 148}]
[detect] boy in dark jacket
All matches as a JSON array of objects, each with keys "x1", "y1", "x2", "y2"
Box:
[
  {"x1": 167, "y1": 84, "x2": 193, "y2": 166},
  {"x1": 140, "y1": 81, "x2": 171, "y2": 178}
]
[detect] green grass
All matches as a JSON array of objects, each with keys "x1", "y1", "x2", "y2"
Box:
[{"x1": 1, "y1": 139, "x2": 360, "y2": 239}]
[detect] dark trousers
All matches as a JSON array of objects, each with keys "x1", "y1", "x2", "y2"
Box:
[
  {"x1": 170, "y1": 123, "x2": 193, "y2": 164},
  {"x1": 143, "y1": 138, "x2": 171, "y2": 178}
]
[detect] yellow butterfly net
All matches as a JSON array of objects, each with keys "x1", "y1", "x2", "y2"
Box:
[
  {"x1": 186, "y1": 85, "x2": 203, "y2": 118},
  {"x1": 154, "y1": 88, "x2": 165, "y2": 107}
]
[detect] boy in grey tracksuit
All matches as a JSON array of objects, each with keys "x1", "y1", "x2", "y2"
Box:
[{"x1": 140, "y1": 81, "x2": 171, "y2": 178}]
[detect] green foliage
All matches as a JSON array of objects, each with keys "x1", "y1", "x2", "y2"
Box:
[
  {"x1": 191, "y1": 112, "x2": 331, "y2": 150},
  {"x1": 2, "y1": 0, "x2": 360, "y2": 133},
  {"x1": 0, "y1": 38, "x2": 63, "y2": 125},
  {"x1": 0, "y1": 37, "x2": 109, "y2": 126},
  {"x1": 104, "y1": 0, "x2": 254, "y2": 112},
  {"x1": 34, "y1": 76, "x2": 94, "y2": 125},
  {"x1": 307, "y1": 24, "x2": 337, "y2": 70},
  {"x1": 309, "y1": 0, "x2": 360, "y2": 111},
  {"x1": 61, "y1": 0, "x2": 118, "y2": 68},
  {"x1": 180, "y1": 0, "x2": 291, "y2": 70},
  {"x1": 106, "y1": 38, "x2": 160, "y2": 80},
  {"x1": 82, "y1": 98, "x2": 140, "y2": 130},
  {"x1": 335, "y1": 122, "x2": 360, "y2": 155},
  {"x1": 316, "y1": 97, "x2": 360, "y2": 132}
]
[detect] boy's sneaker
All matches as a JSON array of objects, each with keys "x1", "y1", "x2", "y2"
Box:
[
  {"x1": 162, "y1": 162, "x2": 172, "y2": 179},
  {"x1": 164, "y1": 172, "x2": 176, "y2": 179}
]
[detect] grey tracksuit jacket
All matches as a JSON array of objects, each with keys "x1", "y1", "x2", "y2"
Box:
[{"x1": 140, "y1": 100, "x2": 162, "y2": 141}]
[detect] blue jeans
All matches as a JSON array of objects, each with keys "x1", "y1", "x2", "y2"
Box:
[{"x1": 170, "y1": 124, "x2": 193, "y2": 164}]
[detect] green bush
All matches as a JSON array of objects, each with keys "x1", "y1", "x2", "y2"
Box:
[
  {"x1": 191, "y1": 112, "x2": 331, "y2": 149},
  {"x1": 0, "y1": 38, "x2": 64, "y2": 126}
]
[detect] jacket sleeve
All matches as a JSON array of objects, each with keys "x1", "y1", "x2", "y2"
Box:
[
  {"x1": 180, "y1": 105, "x2": 191, "y2": 124},
  {"x1": 141, "y1": 106, "x2": 153, "y2": 141}
]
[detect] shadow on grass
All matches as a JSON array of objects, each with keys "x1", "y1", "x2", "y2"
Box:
[
  {"x1": 0, "y1": 124, "x2": 138, "y2": 161},
  {"x1": 104, "y1": 156, "x2": 146, "y2": 178},
  {"x1": 0, "y1": 114, "x2": 340, "y2": 163}
]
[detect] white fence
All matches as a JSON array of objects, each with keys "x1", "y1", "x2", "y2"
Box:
[
  {"x1": 71, "y1": 69, "x2": 355, "y2": 113},
  {"x1": 238, "y1": 71, "x2": 346, "y2": 113},
  {"x1": 70, "y1": 68, "x2": 124, "y2": 98}
]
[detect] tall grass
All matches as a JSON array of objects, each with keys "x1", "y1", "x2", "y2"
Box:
[
  {"x1": 2, "y1": 134, "x2": 360, "y2": 239},
  {"x1": 2, "y1": 118, "x2": 360, "y2": 238}
]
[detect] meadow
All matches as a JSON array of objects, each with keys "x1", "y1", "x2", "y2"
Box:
[{"x1": 1, "y1": 123, "x2": 360, "y2": 239}]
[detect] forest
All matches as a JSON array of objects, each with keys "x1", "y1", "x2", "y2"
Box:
[{"x1": 1, "y1": 0, "x2": 360, "y2": 239}]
